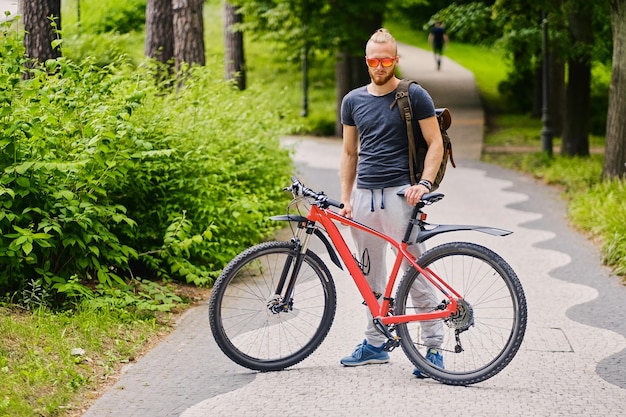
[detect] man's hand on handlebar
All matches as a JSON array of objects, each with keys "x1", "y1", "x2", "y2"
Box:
[{"x1": 339, "y1": 202, "x2": 353, "y2": 219}]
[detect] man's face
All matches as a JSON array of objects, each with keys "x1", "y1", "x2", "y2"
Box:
[{"x1": 365, "y1": 42, "x2": 398, "y2": 86}]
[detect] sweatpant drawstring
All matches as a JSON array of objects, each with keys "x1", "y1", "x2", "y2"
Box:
[{"x1": 369, "y1": 189, "x2": 386, "y2": 212}]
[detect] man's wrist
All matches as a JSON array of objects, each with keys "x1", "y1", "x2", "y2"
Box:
[{"x1": 418, "y1": 179, "x2": 433, "y2": 192}]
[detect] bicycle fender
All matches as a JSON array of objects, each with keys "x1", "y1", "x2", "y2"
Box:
[
  {"x1": 416, "y1": 224, "x2": 512, "y2": 243},
  {"x1": 270, "y1": 215, "x2": 344, "y2": 270}
]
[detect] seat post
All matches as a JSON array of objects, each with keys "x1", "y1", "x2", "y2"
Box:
[{"x1": 402, "y1": 204, "x2": 422, "y2": 243}]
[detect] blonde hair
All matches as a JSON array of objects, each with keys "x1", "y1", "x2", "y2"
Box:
[{"x1": 366, "y1": 28, "x2": 397, "y2": 55}]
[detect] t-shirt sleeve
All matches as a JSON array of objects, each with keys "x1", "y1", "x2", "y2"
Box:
[
  {"x1": 340, "y1": 93, "x2": 356, "y2": 126},
  {"x1": 409, "y1": 84, "x2": 436, "y2": 120}
]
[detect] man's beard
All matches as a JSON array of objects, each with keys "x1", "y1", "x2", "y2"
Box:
[{"x1": 370, "y1": 69, "x2": 395, "y2": 86}]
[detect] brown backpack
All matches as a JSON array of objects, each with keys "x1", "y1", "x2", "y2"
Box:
[{"x1": 391, "y1": 79, "x2": 455, "y2": 191}]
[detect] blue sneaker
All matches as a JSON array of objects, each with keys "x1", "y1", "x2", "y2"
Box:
[
  {"x1": 413, "y1": 348, "x2": 444, "y2": 378},
  {"x1": 340, "y1": 340, "x2": 390, "y2": 366}
]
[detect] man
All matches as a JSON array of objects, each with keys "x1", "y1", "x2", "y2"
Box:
[
  {"x1": 428, "y1": 21, "x2": 448, "y2": 70},
  {"x1": 338, "y1": 28, "x2": 445, "y2": 377}
]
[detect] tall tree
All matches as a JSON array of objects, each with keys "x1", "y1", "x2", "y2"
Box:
[
  {"x1": 603, "y1": 0, "x2": 626, "y2": 179},
  {"x1": 173, "y1": 0, "x2": 205, "y2": 69},
  {"x1": 331, "y1": 1, "x2": 385, "y2": 136},
  {"x1": 561, "y1": 1, "x2": 593, "y2": 156},
  {"x1": 145, "y1": 0, "x2": 175, "y2": 65},
  {"x1": 21, "y1": 0, "x2": 61, "y2": 65},
  {"x1": 223, "y1": 1, "x2": 246, "y2": 89}
]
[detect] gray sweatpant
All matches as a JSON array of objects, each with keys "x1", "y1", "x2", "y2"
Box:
[{"x1": 350, "y1": 185, "x2": 443, "y2": 348}]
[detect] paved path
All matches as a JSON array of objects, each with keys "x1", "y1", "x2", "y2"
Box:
[
  {"x1": 0, "y1": 0, "x2": 17, "y2": 20},
  {"x1": 81, "y1": 44, "x2": 626, "y2": 416}
]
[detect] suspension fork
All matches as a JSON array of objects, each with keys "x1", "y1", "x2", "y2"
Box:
[{"x1": 269, "y1": 221, "x2": 316, "y2": 313}]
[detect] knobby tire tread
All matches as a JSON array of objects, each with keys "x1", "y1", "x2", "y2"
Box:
[
  {"x1": 395, "y1": 242, "x2": 527, "y2": 385},
  {"x1": 209, "y1": 241, "x2": 337, "y2": 372}
]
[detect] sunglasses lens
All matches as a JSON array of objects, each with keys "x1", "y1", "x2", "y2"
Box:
[{"x1": 366, "y1": 57, "x2": 394, "y2": 68}]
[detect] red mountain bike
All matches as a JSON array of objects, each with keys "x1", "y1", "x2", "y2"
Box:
[{"x1": 209, "y1": 177, "x2": 527, "y2": 385}]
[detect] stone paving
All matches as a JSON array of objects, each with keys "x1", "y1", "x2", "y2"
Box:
[{"x1": 81, "y1": 43, "x2": 626, "y2": 416}]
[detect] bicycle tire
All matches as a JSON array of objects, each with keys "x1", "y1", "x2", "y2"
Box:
[
  {"x1": 209, "y1": 240, "x2": 337, "y2": 371},
  {"x1": 395, "y1": 242, "x2": 527, "y2": 385}
]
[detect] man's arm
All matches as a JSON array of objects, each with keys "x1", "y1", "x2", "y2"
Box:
[
  {"x1": 403, "y1": 116, "x2": 444, "y2": 206},
  {"x1": 339, "y1": 124, "x2": 359, "y2": 218},
  {"x1": 419, "y1": 116, "x2": 444, "y2": 183}
]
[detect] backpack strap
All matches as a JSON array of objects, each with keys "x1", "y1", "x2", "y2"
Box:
[{"x1": 391, "y1": 79, "x2": 420, "y2": 185}]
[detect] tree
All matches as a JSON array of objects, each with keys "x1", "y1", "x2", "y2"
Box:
[
  {"x1": 223, "y1": 1, "x2": 246, "y2": 89},
  {"x1": 561, "y1": 1, "x2": 593, "y2": 156},
  {"x1": 21, "y1": 0, "x2": 61, "y2": 66},
  {"x1": 145, "y1": 0, "x2": 175, "y2": 65},
  {"x1": 332, "y1": 1, "x2": 384, "y2": 135},
  {"x1": 603, "y1": 0, "x2": 626, "y2": 179},
  {"x1": 173, "y1": 0, "x2": 205, "y2": 69}
]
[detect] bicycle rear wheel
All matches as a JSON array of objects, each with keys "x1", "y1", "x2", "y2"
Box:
[
  {"x1": 209, "y1": 240, "x2": 337, "y2": 371},
  {"x1": 395, "y1": 242, "x2": 527, "y2": 385}
]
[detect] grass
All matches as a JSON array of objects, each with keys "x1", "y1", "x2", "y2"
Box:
[{"x1": 1, "y1": 305, "x2": 163, "y2": 416}]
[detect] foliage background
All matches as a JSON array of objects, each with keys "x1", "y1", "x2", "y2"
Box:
[{"x1": 1, "y1": 14, "x2": 296, "y2": 306}]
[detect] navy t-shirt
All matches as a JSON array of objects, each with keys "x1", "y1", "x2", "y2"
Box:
[
  {"x1": 431, "y1": 26, "x2": 446, "y2": 48},
  {"x1": 341, "y1": 83, "x2": 435, "y2": 189}
]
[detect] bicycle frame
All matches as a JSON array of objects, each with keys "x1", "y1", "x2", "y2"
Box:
[{"x1": 280, "y1": 203, "x2": 461, "y2": 327}]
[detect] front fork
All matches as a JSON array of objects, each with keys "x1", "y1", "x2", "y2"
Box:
[{"x1": 267, "y1": 222, "x2": 315, "y2": 314}]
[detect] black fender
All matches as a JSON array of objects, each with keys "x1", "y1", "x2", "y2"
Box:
[
  {"x1": 270, "y1": 215, "x2": 343, "y2": 270},
  {"x1": 416, "y1": 224, "x2": 512, "y2": 244}
]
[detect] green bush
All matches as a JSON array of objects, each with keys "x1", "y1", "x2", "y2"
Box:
[
  {"x1": 71, "y1": 0, "x2": 146, "y2": 34},
  {"x1": 569, "y1": 179, "x2": 626, "y2": 275},
  {"x1": 0, "y1": 27, "x2": 295, "y2": 305}
]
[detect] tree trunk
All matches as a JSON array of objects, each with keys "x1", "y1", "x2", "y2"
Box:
[
  {"x1": 223, "y1": 1, "x2": 246, "y2": 90},
  {"x1": 603, "y1": 0, "x2": 626, "y2": 179},
  {"x1": 549, "y1": 54, "x2": 565, "y2": 138},
  {"x1": 173, "y1": 0, "x2": 205, "y2": 69},
  {"x1": 22, "y1": 0, "x2": 61, "y2": 65},
  {"x1": 333, "y1": 7, "x2": 382, "y2": 137},
  {"x1": 561, "y1": 2, "x2": 593, "y2": 156},
  {"x1": 145, "y1": 0, "x2": 174, "y2": 65}
]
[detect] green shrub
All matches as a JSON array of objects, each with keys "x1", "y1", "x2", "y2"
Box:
[
  {"x1": 65, "y1": 0, "x2": 146, "y2": 34},
  {"x1": 0, "y1": 26, "x2": 295, "y2": 304},
  {"x1": 569, "y1": 179, "x2": 626, "y2": 275}
]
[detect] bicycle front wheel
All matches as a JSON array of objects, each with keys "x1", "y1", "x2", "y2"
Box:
[
  {"x1": 209, "y1": 240, "x2": 337, "y2": 372},
  {"x1": 395, "y1": 242, "x2": 527, "y2": 385}
]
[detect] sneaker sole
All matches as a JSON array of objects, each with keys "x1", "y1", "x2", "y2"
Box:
[{"x1": 340, "y1": 358, "x2": 390, "y2": 367}]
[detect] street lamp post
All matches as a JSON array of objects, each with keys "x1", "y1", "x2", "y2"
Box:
[{"x1": 541, "y1": 11, "x2": 553, "y2": 155}]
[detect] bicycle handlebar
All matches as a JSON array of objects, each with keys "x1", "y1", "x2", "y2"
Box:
[
  {"x1": 287, "y1": 176, "x2": 445, "y2": 210},
  {"x1": 287, "y1": 177, "x2": 344, "y2": 209}
]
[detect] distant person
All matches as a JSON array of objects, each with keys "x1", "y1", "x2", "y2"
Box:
[{"x1": 428, "y1": 21, "x2": 448, "y2": 70}]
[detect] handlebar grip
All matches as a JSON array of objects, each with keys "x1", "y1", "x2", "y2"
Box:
[{"x1": 326, "y1": 198, "x2": 344, "y2": 209}]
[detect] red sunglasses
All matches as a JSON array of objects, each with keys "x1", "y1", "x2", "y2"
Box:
[{"x1": 365, "y1": 57, "x2": 396, "y2": 68}]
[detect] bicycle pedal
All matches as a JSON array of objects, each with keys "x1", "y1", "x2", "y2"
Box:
[{"x1": 381, "y1": 338, "x2": 401, "y2": 352}]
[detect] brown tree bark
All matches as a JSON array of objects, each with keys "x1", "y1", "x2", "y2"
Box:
[
  {"x1": 334, "y1": 53, "x2": 370, "y2": 136},
  {"x1": 145, "y1": 0, "x2": 174, "y2": 65},
  {"x1": 603, "y1": 0, "x2": 626, "y2": 179},
  {"x1": 561, "y1": 2, "x2": 593, "y2": 156},
  {"x1": 223, "y1": 1, "x2": 245, "y2": 90},
  {"x1": 333, "y1": 7, "x2": 382, "y2": 137},
  {"x1": 22, "y1": 0, "x2": 61, "y2": 65},
  {"x1": 173, "y1": 0, "x2": 205, "y2": 69}
]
